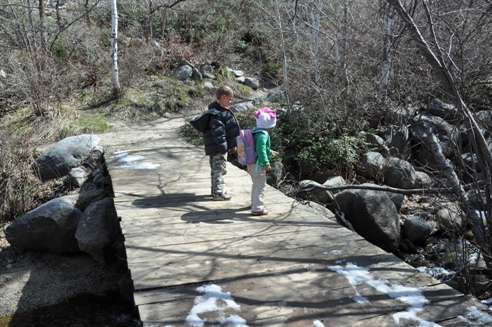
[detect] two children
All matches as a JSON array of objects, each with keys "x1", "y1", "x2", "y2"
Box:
[{"x1": 203, "y1": 86, "x2": 277, "y2": 214}]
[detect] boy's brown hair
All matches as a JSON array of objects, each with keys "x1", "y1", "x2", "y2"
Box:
[{"x1": 216, "y1": 85, "x2": 233, "y2": 100}]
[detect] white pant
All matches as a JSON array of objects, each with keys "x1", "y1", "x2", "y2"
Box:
[{"x1": 247, "y1": 164, "x2": 266, "y2": 212}]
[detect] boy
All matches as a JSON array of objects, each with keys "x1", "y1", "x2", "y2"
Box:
[
  {"x1": 204, "y1": 86, "x2": 240, "y2": 201},
  {"x1": 247, "y1": 107, "x2": 279, "y2": 215}
]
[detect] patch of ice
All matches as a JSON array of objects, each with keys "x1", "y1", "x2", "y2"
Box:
[
  {"x1": 186, "y1": 284, "x2": 248, "y2": 327},
  {"x1": 113, "y1": 151, "x2": 160, "y2": 170},
  {"x1": 329, "y1": 262, "x2": 441, "y2": 327},
  {"x1": 458, "y1": 306, "x2": 492, "y2": 324},
  {"x1": 416, "y1": 266, "x2": 454, "y2": 280}
]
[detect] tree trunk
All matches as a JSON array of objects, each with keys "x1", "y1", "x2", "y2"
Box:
[
  {"x1": 274, "y1": 0, "x2": 291, "y2": 116},
  {"x1": 110, "y1": 0, "x2": 120, "y2": 97},
  {"x1": 85, "y1": 0, "x2": 91, "y2": 27},
  {"x1": 379, "y1": 4, "x2": 395, "y2": 100},
  {"x1": 39, "y1": 0, "x2": 47, "y2": 51}
]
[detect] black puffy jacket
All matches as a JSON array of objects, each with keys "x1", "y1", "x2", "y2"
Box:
[{"x1": 203, "y1": 102, "x2": 240, "y2": 155}]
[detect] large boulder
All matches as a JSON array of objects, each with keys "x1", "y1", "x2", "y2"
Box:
[
  {"x1": 428, "y1": 98, "x2": 459, "y2": 121},
  {"x1": 402, "y1": 216, "x2": 432, "y2": 245},
  {"x1": 360, "y1": 151, "x2": 385, "y2": 179},
  {"x1": 33, "y1": 134, "x2": 101, "y2": 181},
  {"x1": 172, "y1": 64, "x2": 193, "y2": 80},
  {"x1": 5, "y1": 197, "x2": 82, "y2": 252},
  {"x1": 383, "y1": 157, "x2": 417, "y2": 189},
  {"x1": 328, "y1": 189, "x2": 401, "y2": 253},
  {"x1": 411, "y1": 112, "x2": 459, "y2": 166},
  {"x1": 359, "y1": 183, "x2": 405, "y2": 212},
  {"x1": 381, "y1": 125, "x2": 410, "y2": 159},
  {"x1": 75, "y1": 198, "x2": 119, "y2": 265}
]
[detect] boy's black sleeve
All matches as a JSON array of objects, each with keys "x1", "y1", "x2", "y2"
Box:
[{"x1": 210, "y1": 116, "x2": 228, "y2": 154}]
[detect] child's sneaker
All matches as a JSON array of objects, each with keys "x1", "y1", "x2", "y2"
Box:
[
  {"x1": 252, "y1": 209, "x2": 269, "y2": 216},
  {"x1": 213, "y1": 194, "x2": 231, "y2": 201}
]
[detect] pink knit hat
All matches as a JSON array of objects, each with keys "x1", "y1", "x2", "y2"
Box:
[{"x1": 255, "y1": 107, "x2": 277, "y2": 128}]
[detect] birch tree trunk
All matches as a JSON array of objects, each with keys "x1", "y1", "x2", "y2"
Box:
[
  {"x1": 379, "y1": 4, "x2": 394, "y2": 100},
  {"x1": 110, "y1": 0, "x2": 120, "y2": 97},
  {"x1": 38, "y1": 0, "x2": 47, "y2": 51},
  {"x1": 274, "y1": 0, "x2": 291, "y2": 114}
]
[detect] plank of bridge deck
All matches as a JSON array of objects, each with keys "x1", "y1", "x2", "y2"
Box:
[
  {"x1": 135, "y1": 269, "x2": 467, "y2": 326},
  {"x1": 127, "y1": 238, "x2": 417, "y2": 291},
  {"x1": 119, "y1": 214, "x2": 340, "y2": 239},
  {"x1": 124, "y1": 226, "x2": 361, "y2": 261},
  {"x1": 117, "y1": 211, "x2": 332, "y2": 234}
]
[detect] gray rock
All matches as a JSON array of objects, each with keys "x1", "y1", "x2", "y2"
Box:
[
  {"x1": 191, "y1": 67, "x2": 202, "y2": 80},
  {"x1": 311, "y1": 180, "x2": 335, "y2": 205},
  {"x1": 323, "y1": 176, "x2": 346, "y2": 194},
  {"x1": 33, "y1": 134, "x2": 101, "y2": 181},
  {"x1": 69, "y1": 167, "x2": 89, "y2": 188},
  {"x1": 75, "y1": 198, "x2": 119, "y2": 264},
  {"x1": 360, "y1": 183, "x2": 406, "y2": 211},
  {"x1": 383, "y1": 157, "x2": 416, "y2": 189},
  {"x1": 411, "y1": 112, "x2": 459, "y2": 166},
  {"x1": 203, "y1": 81, "x2": 215, "y2": 92},
  {"x1": 227, "y1": 68, "x2": 244, "y2": 77},
  {"x1": 202, "y1": 71, "x2": 216, "y2": 80},
  {"x1": 172, "y1": 65, "x2": 193, "y2": 80},
  {"x1": 414, "y1": 171, "x2": 433, "y2": 187},
  {"x1": 381, "y1": 125, "x2": 410, "y2": 159},
  {"x1": 200, "y1": 64, "x2": 214, "y2": 73},
  {"x1": 5, "y1": 197, "x2": 82, "y2": 252},
  {"x1": 266, "y1": 90, "x2": 283, "y2": 103},
  {"x1": 402, "y1": 216, "x2": 432, "y2": 244},
  {"x1": 328, "y1": 189, "x2": 401, "y2": 253},
  {"x1": 435, "y1": 207, "x2": 463, "y2": 232},
  {"x1": 428, "y1": 98, "x2": 459, "y2": 121},
  {"x1": 243, "y1": 77, "x2": 259, "y2": 90},
  {"x1": 72, "y1": 188, "x2": 109, "y2": 212},
  {"x1": 231, "y1": 103, "x2": 251, "y2": 113},
  {"x1": 360, "y1": 151, "x2": 385, "y2": 179}
]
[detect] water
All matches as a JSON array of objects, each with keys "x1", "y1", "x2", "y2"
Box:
[{"x1": 1, "y1": 293, "x2": 141, "y2": 327}]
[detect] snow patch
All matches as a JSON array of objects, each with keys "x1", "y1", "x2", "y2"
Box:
[
  {"x1": 186, "y1": 284, "x2": 248, "y2": 327},
  {"x1": 329, "y1": 262, "x2": 439, "y2": 326},
  {"x1": 458, "y1": 306, "x2": 492, "y2": 324},
  {"x1": 113, "y1": 151, "x2": 160, "y2": 170}
]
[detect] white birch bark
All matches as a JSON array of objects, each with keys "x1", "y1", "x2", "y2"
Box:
[
  {"x1": 274, "y1": 0, "x2": 289, "y2": 108},
  {"x1": 110, "y1": 0, "x2": 120, "y2": 97},
  {"x1": 379, "y1": 4, "x2": 394, "y2": 100}
]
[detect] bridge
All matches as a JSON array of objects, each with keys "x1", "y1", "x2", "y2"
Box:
[{"x1": 103, "y1": 116, "x2": 490, "y2": 326}]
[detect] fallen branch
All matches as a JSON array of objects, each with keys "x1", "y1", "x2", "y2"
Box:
[{"x1": 296, "y1": 180, "x2": 458, "y2": 196}]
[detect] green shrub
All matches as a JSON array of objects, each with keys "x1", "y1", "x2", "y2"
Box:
[
  {"x1": 266, "y1": 61, "x2": 282, "y2": 77},
  {"x1": 275, "y1": 108, "x2": 370, "y2": 179}
]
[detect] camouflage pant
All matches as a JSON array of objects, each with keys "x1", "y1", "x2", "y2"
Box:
[{"x1": 209, "y1": 153, "x2": 228, "y2": 196}]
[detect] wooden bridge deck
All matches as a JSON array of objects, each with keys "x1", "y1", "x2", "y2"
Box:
[{"x1": 104, "y1": 117, "x2": 489, "y2": 327}]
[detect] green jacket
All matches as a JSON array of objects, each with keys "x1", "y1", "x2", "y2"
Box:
[{"x1": 252, "y1": 127, "x2": 272, "y2": 166}]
